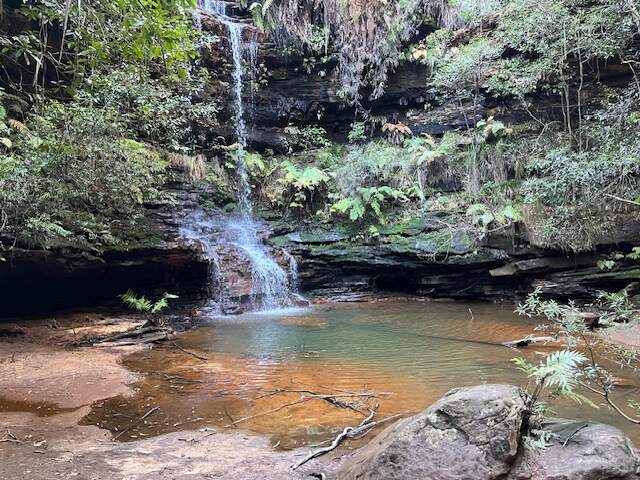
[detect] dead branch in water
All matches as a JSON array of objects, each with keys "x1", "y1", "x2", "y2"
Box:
[
  {"x1": 502, "y1": 336, "x2": 557, "y2": 349},
  {"x1": 225, "y1": 390, "x2": 388, "y2": 428},
  {"x1": 256, "y1": 388, "x2": 389, "y2": 415},
  {"x1": 114, "y1": 406, "x2": 160, "y2": 440},
  {"x1": 292, "y1": 411, "x2": 407, "y2": 470},
  {"x1": 168, "y1": 339, "x2": 209, "y2": 362},
  {"x1": 1, "y1": 429, "x2": 23, "y2": 444}
]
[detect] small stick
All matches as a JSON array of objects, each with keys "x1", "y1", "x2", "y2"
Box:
[
  {"x1": 169, "y1": 339, "x2": 209, "y2": 362},
  {"x1": 114, "y1": 406, "x2": 160, "y2": 440}
]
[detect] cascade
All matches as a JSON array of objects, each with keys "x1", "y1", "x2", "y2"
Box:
[{"x1": 184, "y1": 0, "x2": 297, "y2": 312}]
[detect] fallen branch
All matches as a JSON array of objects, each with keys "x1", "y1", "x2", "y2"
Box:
[
  {"x1": 256, "y1": 389, "x2": 388, "y2": 415},
  {"x1": 0, "y1": 430, "x2": 23, "y2": 444},
  {"x1": 292, "y1": 412, "x2": 407, "y2": 470},
  {"x1": 169, "y1": 339, "x2": 209, "y2": 362},
  {"x1": 226, "y1": 390, "x2": 386, "y2": 428},
  {"x1": 93, "y1": 331, "x2": 173, "y2": 347},
  {"x1": 604, "y1": 193, "x2": 640, "y2": 207},
  {"x1": 502, "y1": 336, "x2": 556, "y2": 349},
  {"x1": 225, "y1": 398, "x2": 308, "y2": 428}
]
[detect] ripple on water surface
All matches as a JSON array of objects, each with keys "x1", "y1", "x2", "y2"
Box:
[{"x1": 81, "y1": 301, "x2": 640, "y2": 447}]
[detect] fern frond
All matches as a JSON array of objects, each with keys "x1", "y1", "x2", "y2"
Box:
[{"x1": 7, "y1": 119, "x2": 30, "y2": 134}]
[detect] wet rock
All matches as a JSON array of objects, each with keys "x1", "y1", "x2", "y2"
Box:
[
  {"x1": 286, "y1": 230, "x2": 350, "y2": 245},
  {"x1": 291, "y1": 294, "x2": 311, "y2": 307},
  {"x1": 335, "y1": 384, "x2": 525, "y2": 480},
  {"x1": 223, "y1": 303, "x2": 244, "y2": 315}
]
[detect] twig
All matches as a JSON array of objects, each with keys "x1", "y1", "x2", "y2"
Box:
[
  {"x1": 502, "y1": 336, "x2": 556, "y2": 349},
  {"x1": 255, "y1": 389, "x2": 387, "y2": 415},
  {"x1": 225, "y1": 398, "x2": 308, "y2": 428},
  {"x1": 604, "y1": 193, "x2": 640, "y2": 207},
  {"x1": 114, "y1": 406, "x2": 160, "y2": 440},
  {"x1": 0, "y1": 429, "x2": 23, "y2": 444},
  {"x1": 562, "y1": 424, "x2": 588, "y2": 447},
  {"x1": 169, "y1": 339, "x2": 209, "y2": 362}
]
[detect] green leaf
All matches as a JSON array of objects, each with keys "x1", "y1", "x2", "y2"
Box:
[{"x1": 262, "y1": 0, "x2": 273, "y2": 15}]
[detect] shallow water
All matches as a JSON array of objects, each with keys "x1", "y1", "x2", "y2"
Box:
[{"x1": 83, "y1": 301, "x2": 640, "y2": 446}]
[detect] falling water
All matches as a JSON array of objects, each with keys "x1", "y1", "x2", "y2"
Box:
[{"x1": 187, "y1": 0, "x2": 296, "y2": 311}]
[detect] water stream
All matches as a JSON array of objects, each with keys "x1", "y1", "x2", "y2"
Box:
[{"x1": 186, "y1": 0, "x2": 295, "y2": 312}]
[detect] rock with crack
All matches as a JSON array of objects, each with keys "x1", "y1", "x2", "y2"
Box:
[
  {"x1": 507, "y1": 418, "x2": 639, "y2": 480},
  {"x1": 334, "y1": 384, "x2": 640, "y2": 480},
  {"x1": 334, "y1": 384, "x2": 525, "y2": 480}
]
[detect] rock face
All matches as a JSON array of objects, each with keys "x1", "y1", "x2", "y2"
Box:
[
  {"x1": 270, "y1": 219, "x2": 640, "y2": 302},
  {"x1": 335, "y1": 385, "x2": 639, "y2": 480},
  {"x1": 0, "y1": 171, "x2": 211, "y2": 317}
]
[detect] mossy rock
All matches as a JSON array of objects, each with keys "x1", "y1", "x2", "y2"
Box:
[
  {"x1": 286, "y1": 229, "x2": 351, "y2": 244},
  {"x1": 383, "y1": 230, "x2": 474, "y2": 255}
]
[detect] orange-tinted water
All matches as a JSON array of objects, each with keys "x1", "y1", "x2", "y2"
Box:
[{"x1": 82, "y1": 301, "x2": 640, "y2": 446}]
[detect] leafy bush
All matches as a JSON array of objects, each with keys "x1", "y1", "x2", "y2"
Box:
[
  {"x1": 0, "y1": 99, "x2": 169, "y2": 248},
  {"x1": 330, "y1": 186, "x2": 407, "y2": 225},
  {"x1": 92, "y1": 68, "x2": 219, "y2": 152}
]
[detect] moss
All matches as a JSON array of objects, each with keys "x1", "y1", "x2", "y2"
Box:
[
  {"x1": 378, "y1": 217, "x2": 426, "y2": 236},
  {"x1": 382, "y1": 230, "x2": 474, "y2": 255},
  {"x1": 109, "y1": 217, "x2": 165, "y2": 251}
]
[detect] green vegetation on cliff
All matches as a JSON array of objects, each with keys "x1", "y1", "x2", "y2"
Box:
[
  {"x1": 0, "y1": 0, "x2": 215, "y2": 250},
  {"x1": 2, "y1": 0, "x2": 640, "y2": 257}
]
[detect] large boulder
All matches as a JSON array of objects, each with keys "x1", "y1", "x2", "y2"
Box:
[
  {"x1": 335, "y1": 384, "x2": 525, "y2": 480},
  {"x1": 334, "y1": 385, "x2": 640, "y2": 480},
  {"x1": 507, "y1": 418, "x2": 639, "y2": 480}
]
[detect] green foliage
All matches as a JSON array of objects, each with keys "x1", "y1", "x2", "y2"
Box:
[
  {"x1": 513, "y1": 350, "x2": 588, "y2": 399},
  {"x1": 466, "y1": 203, "x2": 522, "y2": 228},
  {"x1": 515, "y1": 287, "x2": 640, "y2": 426},
  {"x1": 120, "y1": 290, "x2": 178, "y2": 319},
  {"x1": 283, "y1": 125, "x2": 330, "y2": 152},
  {"x1": 0, "y1": 0, "x2": 210, "y2": 250},
  {"x1": 270, "y1": 159, "x2": 330, "y2": 212},
  {"x1": 347, "y1": 122, "x2": 367, "y2": 143},
  {"x1": 91, "y1": 68, "x2": 218, "y2": 152},
  {"x1": 331, "y1": 186, "x2": 407, "y2": 225},
  {"x1": 519, "y1": 88, "x2": 640, "y2": 252},
  {"x1": 0, "y1": 98, "x2": 169, "y2": 248}
]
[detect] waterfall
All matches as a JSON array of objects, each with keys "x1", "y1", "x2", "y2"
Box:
[{"x1": 186, "y1": 0, "x2": 297, "y2": 312}]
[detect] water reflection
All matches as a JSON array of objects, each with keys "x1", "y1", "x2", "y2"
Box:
[{"x1": 82, "y1": 301, "x2": 640, "y2": 446}]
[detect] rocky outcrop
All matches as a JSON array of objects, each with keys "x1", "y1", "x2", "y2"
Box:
[
  {"x1": 0, "y1": 172, "x2": 211, "y2": 317},
  {"x1": 269, "y1": 217, "x2": 640, "y2": 302},
  {"x1": 335, "y1": 385, "x2": 639, "y2": 480}
]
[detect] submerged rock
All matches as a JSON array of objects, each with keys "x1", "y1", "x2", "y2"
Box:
[{"x1": 334, "y1": 385, "x2": 639, "y2": 480}]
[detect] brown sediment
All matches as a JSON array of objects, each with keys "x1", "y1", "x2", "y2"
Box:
[
  {"x1": 81, "y1": 347, "x2": 436, "y2": 447},
  {"x1": 0, "y1": 341, "x2": 139, "y2": 409},
  {"x1": 601, "y1": 322, "x2": 640, "y2": 349}
]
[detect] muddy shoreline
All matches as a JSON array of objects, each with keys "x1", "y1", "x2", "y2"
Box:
[{"x1": 0, "y1": 313, "x2": 341, "y2": 480}]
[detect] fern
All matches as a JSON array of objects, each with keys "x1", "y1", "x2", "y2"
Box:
[{"x1": 119, "y1": 290, "x2": 178, "y2": 314}]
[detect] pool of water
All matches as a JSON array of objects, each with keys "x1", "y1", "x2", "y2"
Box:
[{"x1": 83, "y1": 300, "x2": 640, "y2": 446}]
